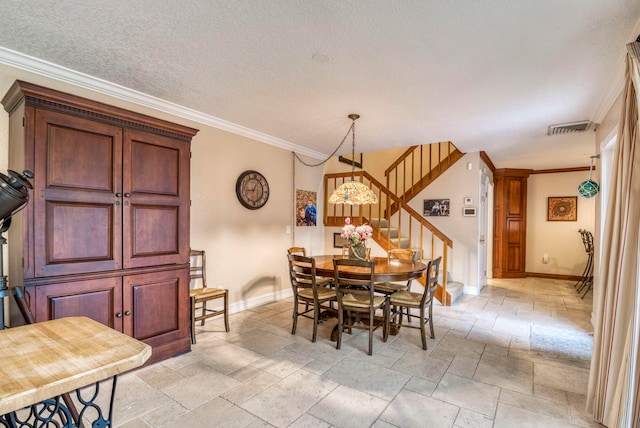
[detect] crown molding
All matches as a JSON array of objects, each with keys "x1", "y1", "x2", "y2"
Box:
[{"x1": 0, "y1": 47, "x2": 327, "y2": 160}]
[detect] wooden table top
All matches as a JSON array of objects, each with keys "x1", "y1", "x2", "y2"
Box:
[
  {"x1": 311, "y1": 255, "x2": 427, "y2": 282},
  {"x1": 0, "y1": 316, "x2": 152, "y2": 415}
]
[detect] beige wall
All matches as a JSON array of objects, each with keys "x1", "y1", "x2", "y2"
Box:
[
  {"x1": 408, "y1": 152, "x2": 483, "y2": 291},
  {"x1": 0, "y1": 64, "x2": 316, "y2": 316},
  {"x1": 526, "y1": 172, "x2": 596, "y2": 276}
]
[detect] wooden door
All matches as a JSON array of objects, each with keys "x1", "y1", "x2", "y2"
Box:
[
  {"x1": 32, "y1": 109, "x2": 123, "y2": 277},
  {"x1": 123, "y1": 267, "x2": 190, "y2": 357},
  {"x1": 122, "y1": 129, "x2": 190, "y2": 269},
  {"x1": 34, "y1": 276, "x2": 123, "y2": 330}
]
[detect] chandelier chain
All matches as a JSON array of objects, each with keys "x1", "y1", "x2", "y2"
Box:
[{"x1": 292, "y1": 122, "x2": 356, "y2": 167}]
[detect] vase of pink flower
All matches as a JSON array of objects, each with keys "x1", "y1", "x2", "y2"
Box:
[{"x1": 340, "y1": 217, "x2": 373, "y2": 261}]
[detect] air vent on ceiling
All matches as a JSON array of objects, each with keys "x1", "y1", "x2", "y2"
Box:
[{"x1": 547, "y1": 120, "x2": 596, "y2": 136}]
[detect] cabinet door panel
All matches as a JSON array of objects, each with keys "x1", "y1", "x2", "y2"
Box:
[
  {"x1": 34, "y1": 109, "x2": 123, "y2": 276},
  {"x1": 123, "y1": 130, "x2": 189, "y2": 268},
  {"x1": 123, "y1": 268, "x2": 189, "y2": 345},
  {"x1": 34, "y1": 277, "x2": 123, "y2": 331}
]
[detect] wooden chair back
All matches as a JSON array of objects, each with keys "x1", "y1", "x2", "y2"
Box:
[
  {"x1": 190, "y1": 249, "x2": 207, "y2": 289},
  {"x1": 287, "y1": 247, "x2": 306, "y2": 256}
]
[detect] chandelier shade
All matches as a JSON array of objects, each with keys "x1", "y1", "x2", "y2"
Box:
[
  {"x1": 328, "y1": 180, "x2": 378, "y2": 205},
  {"x1": 328, "y1": 114, "x2": 378, "y2": 205}
]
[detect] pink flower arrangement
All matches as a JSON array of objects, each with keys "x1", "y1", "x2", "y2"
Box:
[{"x1": 340, "y1": 217, "x2": 373, "y2": 247}]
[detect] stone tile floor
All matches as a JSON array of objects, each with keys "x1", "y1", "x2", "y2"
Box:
[{"x1": 112, "y1": 277, "x2": 602, "y2": 427}]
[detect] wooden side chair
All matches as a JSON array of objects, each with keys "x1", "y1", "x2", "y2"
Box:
[
  {"x1": 333, "y1": 258, "x2": 389, "y2": 355},
  {"x1": 287, "y1": 253, "x2": 336, "y2": 342},
  {"x1": 389, "y1": 256, "x2": 441, "y2": 350},
  {"x1": 375, "y1": 249, "x2": 418, "y2": 321},
  {"x1": 190, "y1": 249, "x2": 229, "y2": 344}
]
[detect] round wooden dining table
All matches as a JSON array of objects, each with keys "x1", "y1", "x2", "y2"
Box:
[{"x1": 311, "y1": 255, "x2": 427, "y2": 282}]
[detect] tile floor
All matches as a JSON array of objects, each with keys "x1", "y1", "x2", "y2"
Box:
[{"x1": 112, "y1": 277, "x2": 602, "y2": 428}]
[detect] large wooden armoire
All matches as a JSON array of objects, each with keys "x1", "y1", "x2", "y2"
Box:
[
  {"x1": 492, "y1": 168, "x2": 531, "y2": 278},
  {"x1": 1, "y1": 81, "x2": 198, "y2": 364}
]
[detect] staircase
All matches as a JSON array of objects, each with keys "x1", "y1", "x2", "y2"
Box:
[{"x1": 324, "y1": 141, "x2": 464, "y2": 306}]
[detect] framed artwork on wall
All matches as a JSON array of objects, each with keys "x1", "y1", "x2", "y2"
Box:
[
  {"x1": 333, "y1": 233, "x2": 349, "y2": 248},
  {"x1": 548, "y1": 196, "x2": 577, "y2": 221},
  {"x1": 296, "y1": 189, "x2": 317, "y2": 226},
  {"x1": 423, "y1": 199, "x2": 450, "y2": 216}
]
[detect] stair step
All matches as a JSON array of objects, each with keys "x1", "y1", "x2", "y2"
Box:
[
  {"x1": 380, "y1": 228, "x2": 399, "y2": 239},
  {"x1": 447, "y1": 281, "x2": 464, "y2": 304},
  {"x1": 370, "y1": 218, "x2": 387, "y2": 229}
]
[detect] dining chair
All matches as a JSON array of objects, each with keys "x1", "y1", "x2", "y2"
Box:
[
  {"x1": 389, "y1": 256, "x2": 441, "y2": 350},
  {"x1": 189, "y1": 249, "x2": 229, "y2": 344},
  {"x1": 333, "y1": 258, "x2": 389, "y2": 355},
  {"x1": 287, "y1": 246, "x2": 306, "y2": 256},
  {"x1": 287, "y1": 253, "x2": 336, "y2": 342},
  {"x1": 374, "y1": 249, "x2": 418, "y2": 322}
]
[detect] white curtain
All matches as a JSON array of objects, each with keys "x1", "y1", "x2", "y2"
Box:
[{"x1": 587, "y1": 41, "x2": 640, "y2": 427}]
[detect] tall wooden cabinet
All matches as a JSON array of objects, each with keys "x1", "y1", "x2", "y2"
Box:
[
  {"x1": 2, "y1": 81, "x2": 198, "y2": 364},
  {"x1": 492, "y1": 169, "x2": 531, "y2": 278}
]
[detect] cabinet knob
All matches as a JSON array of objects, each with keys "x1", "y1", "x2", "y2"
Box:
[
  {"x1": 116, "y1": 312, "x2": 123, "y2": 318},
  {"x1": 115, "y1": 193, "x2": 122, "y2": 197},
  {"x1": 125, "y1": 310, "x2": 131, "y2": 316},
  {"x1": 124, "y1": 193, "x2": 131, "y2": 198}
]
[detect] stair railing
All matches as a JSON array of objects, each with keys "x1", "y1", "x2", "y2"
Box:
[
  {"x1": 324, "y1": 170, "x2": 454, "y2": 305},
  {"x1": 385, "y1": 141, "x2": 463, "y2": 205}
]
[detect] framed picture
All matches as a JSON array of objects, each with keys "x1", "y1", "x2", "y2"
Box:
[
  {"x1": 423, "y1": 199, "x2": 450, "y2": 217},
  {"x1": 338, "y1": 153, "x2": 363, "y2": 168},
  {"x1": 548, "y1": 196, "x2": 577, "y2": 221},
  {"x1": 296, "y1": 189, "x2": 317, "y2": 226},
  {"x1": 333, "y1": 233, "x2": 349, "y2": 248}
]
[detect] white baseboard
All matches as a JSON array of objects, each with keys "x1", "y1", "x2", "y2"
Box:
[
  {"x1": 228, "y1": 288, "x2": 293, "y2": 315},
  {"x1": 463, "y1": 285, "x2": 480, "y2": 296}
]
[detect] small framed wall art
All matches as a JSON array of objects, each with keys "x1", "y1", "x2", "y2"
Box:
[
  {"x1": 423, "y1": 199, "x2": 450, "y2": 216},
  {"x1": 333, "y1": 233, "x2": 349, "y2": 248},
  {"x1": 547, "y1": 196, "x2": 577, "y2": 221}
]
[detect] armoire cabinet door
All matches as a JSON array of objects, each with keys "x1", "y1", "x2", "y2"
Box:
[
  {"x1": 123, "y1": 267, "x2": 189, "y2": 348},
  {"x1": 33, "y1": 109, "x2": 123, "y2": 277},
  {"x1": 122, "y1": 129, "x2": 190, "y2": 268},
  {"x1": 34, "y1": 276, "x2": 124, "y2": 331}
]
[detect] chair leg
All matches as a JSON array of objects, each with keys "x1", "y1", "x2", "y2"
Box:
[
  {"x1": 200, "y1": 300, "x2": 207, "y2": 326},
  {"x1": 428, "y1": 301, "x2": 435, "y2": 339},
  {"x1": 291, "y1": 298, "x2": 299, "y2": 335},
  {"x1": 383, "y1": 301, "x2": 390, "y2": 342},
  {"x1": 336, "y1": 308, "x2": 343, "y2": 350},
  {"x1": 368, "y1": 308, "x2": 374, "y2": 356},
  {"x1": 190, "y1": 297, "x2": 197, "y2": 344},
  {"x1": 312, "y1": 302, "x2": 319, "y2": 343},
  {"x1": 223, "y1": 291, "x2": 230, "y2": 332},
  {"x1": 420, "y1": 306, "x2": 427, "y2": 350}
]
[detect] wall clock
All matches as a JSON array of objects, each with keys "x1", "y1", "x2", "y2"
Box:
[{"x1": 236, "y1": 170, "x2": 270, "y2": 209}]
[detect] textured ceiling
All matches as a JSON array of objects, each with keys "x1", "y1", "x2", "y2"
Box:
[{"x1": 1, "y1": 1, "x2": 639, "y2": 169}]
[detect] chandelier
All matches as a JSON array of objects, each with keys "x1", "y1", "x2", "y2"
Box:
[{"x1": 328, "y1": 114, "x2": 378, "y2": 205}]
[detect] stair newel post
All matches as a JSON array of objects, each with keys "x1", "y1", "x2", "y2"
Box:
[{"x1": 442, "y1": 245, "x2": 449, "y2": 305}]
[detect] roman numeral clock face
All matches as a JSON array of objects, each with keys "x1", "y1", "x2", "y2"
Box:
[{"x1": 236, "y1": 170, "x2": 269, "y2": 209}]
